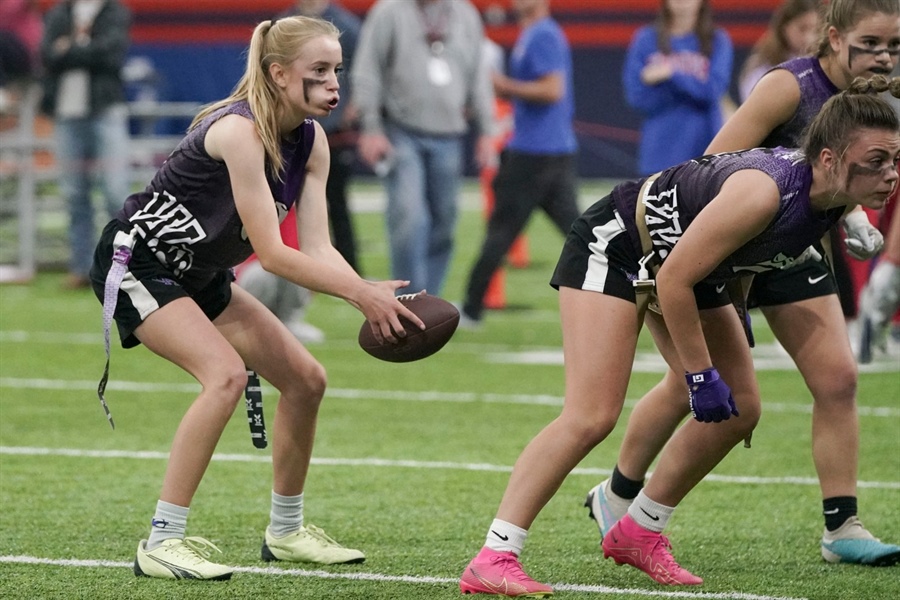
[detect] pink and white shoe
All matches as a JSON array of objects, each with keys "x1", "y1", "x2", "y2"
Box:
[
  {"x1": 602, "y1": 515, "x2": 702, "y2": 586},
  {"x1": 459, "y1": 547, "x2": 553, "y2": 597}
]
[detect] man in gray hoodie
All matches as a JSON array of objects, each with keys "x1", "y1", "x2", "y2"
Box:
[{"x1": 351, "y1": 0, "x2": 495, "y2": 296}]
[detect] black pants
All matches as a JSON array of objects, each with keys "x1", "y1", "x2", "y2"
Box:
[
  {"x1": 463, "y1": 151, "x2": 580, "y2": 320},
  {"x1": 326, "y1": 142, "x2": 360, "y2": 273}
]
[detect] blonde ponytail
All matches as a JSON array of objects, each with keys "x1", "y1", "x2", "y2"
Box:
[{"x1": 190, "y1": 16, "x2": 340, "y2": 179}]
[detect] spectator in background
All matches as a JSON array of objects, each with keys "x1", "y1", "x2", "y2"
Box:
[
  {"x1": 622, "y1": 0, "x2": 733, "y2": 176},
  {"x1": 0, "y1": 0, "x2": 43, "y2": 111},
  {"x1": 351, "y1": 0, "x2": 495, "y2": 296},
  {"x1": 40, "y1": 0, "x2": 131, "y2": 289},
  {"x1": 738, "y1": 0, "x2": 820, "y2": 103},
  {"x1": 459, "y1": 0, "x2": 580, "y2": 327}
]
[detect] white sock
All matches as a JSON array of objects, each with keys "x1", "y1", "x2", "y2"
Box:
[
  {"x1": 603, "y1": 479, "x2": 635, "y2": 520},
  {"x1": 269, "y1": 491, "x2": 303, "y2": 538},
  {"x1": 146, "y1": 500, "x2": 189, "y2": 550},
  {"x1": 628, "y1": 490, "x2": 674, "y2": 533},
  {"x1": 484, "y1": 519, "x2": 527, "y2": 555}
]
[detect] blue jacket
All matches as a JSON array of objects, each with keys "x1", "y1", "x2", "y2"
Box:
[{"x1": 622, "y1": 25, "x2": 733, "y2": 175}]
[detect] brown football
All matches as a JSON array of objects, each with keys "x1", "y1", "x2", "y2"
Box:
[{"x1": 358, "y1": 293, "x2": 460, "y2": 363}]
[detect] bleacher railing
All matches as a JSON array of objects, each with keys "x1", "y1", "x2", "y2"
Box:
[{"x1": 0, "y1": 89, "x2": 200, "y2": 282}]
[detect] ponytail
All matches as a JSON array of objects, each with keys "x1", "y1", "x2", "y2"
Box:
[{"x1": 190, "y1": 17, "x2": 340, "y2": 179}]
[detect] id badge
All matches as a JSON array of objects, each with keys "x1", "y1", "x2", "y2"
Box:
[{"x1": 427, "y1": 56, "x2": 452, "y2": 87}]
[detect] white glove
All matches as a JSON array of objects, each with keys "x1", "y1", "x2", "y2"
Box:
[{"x1": 842, "y1": 210, "x2": 884, "y2": 260}]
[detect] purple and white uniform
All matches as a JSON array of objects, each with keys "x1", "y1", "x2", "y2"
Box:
[
  {"x1": 616, "y1": 147, "x2": 843, "y2": 284},
  {"x1": 118, "y1": 101, "x2": 315, "y2": 289},
  {"x1": 748, "y1": 55, "x2": 841, "y2": 306},
  {"x1": 760, "y1": 56, "x2": 839, "y2": 149},
  {"x1": 552, "y1": 147, "x2": 844, "y2": 301}
]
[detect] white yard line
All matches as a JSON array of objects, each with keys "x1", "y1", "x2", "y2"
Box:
[
  {"x1": 1, "y1": 446, "x2": 897, "y2": 490},
  {"x1": 1, "y1": 376, "x2": 898, "y2": 418},
  {"x1": 0, "y1": 555, "x2": 808, "y2": 600}
]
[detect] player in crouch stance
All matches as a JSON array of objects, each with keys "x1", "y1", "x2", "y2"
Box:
[
  {"x1": 459, "y1": 81, "x2": 900, "y2": 595},
  {"x1": 586, "y1": 0, "x2": 900, "y2": 570},
  {"x1": 89, "y1": 16, "x2": 423, "y2": 580}
]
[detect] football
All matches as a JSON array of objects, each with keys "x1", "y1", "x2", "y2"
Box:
[{"x1": 358, "y1": 293, "x2": 460, "y2": 363}]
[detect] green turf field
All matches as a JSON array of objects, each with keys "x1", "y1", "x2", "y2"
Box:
[{"x1": 1, "y1": 180, "x2": 898, "y2": 599}]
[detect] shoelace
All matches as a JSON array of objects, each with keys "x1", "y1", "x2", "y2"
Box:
[
  {"x1": 650, "y1": 534, "x2": 686, "y2": 573},
  {"x1": 171, "y1": 537, "x2": 223, "y2": 564},
  {"x1": 304, "y1": 524, "x2": 345, "y2": 548},
  {"x1": 491, "y1": 553, "x2": 530, "y2": 582}
]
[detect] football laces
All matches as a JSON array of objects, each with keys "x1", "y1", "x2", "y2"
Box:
[{"x1": 395, "y1": 293, "x2": 423, "y2": 302}]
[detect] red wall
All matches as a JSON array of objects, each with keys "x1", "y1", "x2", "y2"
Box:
[{"x1": 37, "y1": 0, "x2": 784, "y2": 48}]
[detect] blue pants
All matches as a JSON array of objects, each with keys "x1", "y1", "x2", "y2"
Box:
[
  {"x1": 382, "y1": 123, "x2": 463, "y2": 296},
  {"x1": 54, "y1": 104, "x2": 130, "y2": 276}
]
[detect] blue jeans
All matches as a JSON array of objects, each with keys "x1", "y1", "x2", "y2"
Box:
[
  {"x1": 54, "y1": 104, "x2": 130, "y2": 276},
  {"x1": 383, "y1": 124, "x2": 463, "y2": 296}
]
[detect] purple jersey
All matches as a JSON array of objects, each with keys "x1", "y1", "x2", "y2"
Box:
[
  {"x1": 760, "y1": 56, "x2": 839, "y2": 149},
  {"x1": 117, "y1": 101, "x2": 316, "y2": 288},
  {"x1": 613, "y1": 147, "x2": 844, "y2": 284}
]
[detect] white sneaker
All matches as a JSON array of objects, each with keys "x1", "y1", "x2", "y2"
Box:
[
  {"x1": 261, "y1": 524, "x2": 365, "y2": 564},
  {"x1": 821, "y1": 516, "x2": 900, "y2": 566},
  {"x1": 287, "y1": 320, "x2": 325, "y2": 343},
  {"x1": 584, "y1": 479, "x2": 631, "y2": 540},
  {"x1": 134, "y1": 537, "x2": 233, "y2": 580}
]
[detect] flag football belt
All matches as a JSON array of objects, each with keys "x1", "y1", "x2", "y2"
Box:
[
  {"x1": 97, "y1": 227, "x2": 138, "y2": 429},
  {"x1": 632, "y1": 173, "x2": 661, "y2": 329}
]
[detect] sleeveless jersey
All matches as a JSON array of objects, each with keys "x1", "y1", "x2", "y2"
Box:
[
  {"x1": 760, "y1": 56, "x2": 839, "y2": 149},
  {"x1": 117, "y1": 101, "x2": 316, "y2": 288},
  {"x1": 613, "y1": 147, "x2": 844, "y2": 284}
]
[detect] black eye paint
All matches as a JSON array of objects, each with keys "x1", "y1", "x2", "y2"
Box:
[
  {"x1": 847, "y1": 161, "x2": 890, "y2": 188},
  {"x1": 302, "y1": 78, "x2": 327, "y2": 104},
  {"x1": 848, "y1": 44, "x2": 900, "y2": 70}
]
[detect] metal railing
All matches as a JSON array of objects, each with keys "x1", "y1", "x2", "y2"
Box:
[{"x1": 0, "y1": 88, "x2": 200, "y2": 281}]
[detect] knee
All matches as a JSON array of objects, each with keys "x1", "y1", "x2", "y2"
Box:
[
  {"x1": 282, "y1": 359, "x2": 328, "y2": 409},
  {"x1": 203, "y1": 365, "x2": 248, "y2": 413},
  {"x1": 561, "y1": 411, "x2": 620, "y2": 451},
  {"x1": 730, "y1": 397, "x2": 761, "y2": 439},
  {"x1": 304, "y1": 362, "x2": 328, "y2": 402},
  {"x1": 807, "y1": 360, "x2": 858, "y2": 405}
]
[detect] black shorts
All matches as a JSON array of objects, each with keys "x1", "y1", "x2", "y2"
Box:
[
  {"x1": 747, "y1": 255, "x2": 837, "y2": 308},
  {"x1": 89, "y1": 220, "x2": 233, "y2": 348},
  {"x1": 550, "y1": 196, "x2": 730, "y2": 310}
]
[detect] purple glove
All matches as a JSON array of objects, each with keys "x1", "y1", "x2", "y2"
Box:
[{"x1": 686, "y1": 368, "x2": 739, "y2": 423}]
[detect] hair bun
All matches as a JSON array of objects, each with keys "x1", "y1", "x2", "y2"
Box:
[
  {"x1": 847, "y1": 75, "x2": 896, "y2": 95},
  {"x1": 889, "y1": 77, "x2": 900, "y2": 99}
]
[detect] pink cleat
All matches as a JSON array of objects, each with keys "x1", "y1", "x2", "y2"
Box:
[
  {"x1": 459, "y1": 547, "x2": 553, "y2": 597},
  {"x1": 601, "y1": 515, "x2": 702, "y2": 586}
]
